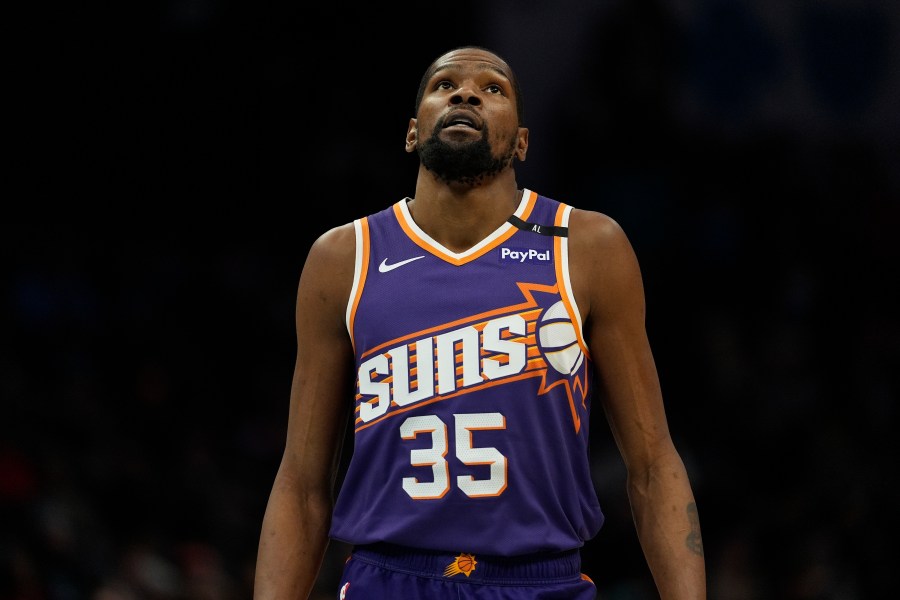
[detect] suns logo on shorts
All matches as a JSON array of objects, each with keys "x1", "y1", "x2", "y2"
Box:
[{"x1": 443, "y1": 552, "x2": 477, "y2": 577}]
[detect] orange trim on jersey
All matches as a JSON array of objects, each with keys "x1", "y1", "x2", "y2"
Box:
[
  {"x1": 348, "y1": 217, "x2": 370, "y2": 353},
  {"x1": 356, "y1": 328, "x2": 541, "y2": 411},
  {"x1": 354, "y1": 341, "x2": 543, "y2": 405},
  {"x1": 361, "y1": 281, "x2": 557, "y2": 360},
  {"x1": 553, "y1": 205, "x2": 592, "y2": 410},
  {"x1": 392, "y1": 190, "x2": 538, "y2": 266},
  {"x1": 535, "y1": 356, "x2": 588, "y2": 433},
  {"x1": 357, "y1": 369, "x2": 540, "y2": 431},
  {"x1": 354, "y1": 364, "x2": 588, "y2": 434},
  {"x1": 553, "y1": 204, "x2": 591, "y2": 360},
  {"x1": 353, "y1": 250, "x2": 591, "y2": 433}
]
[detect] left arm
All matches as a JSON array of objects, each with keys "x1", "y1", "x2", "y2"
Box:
[{"x1": 569, "y1": 209, "x2": 706, "y2": 599}]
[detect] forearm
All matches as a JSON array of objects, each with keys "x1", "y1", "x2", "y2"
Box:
[
  {"x1": 627, "y1": 452, "x2": 706, "y2": 599},
  {"x1": 254, "y1": 472, "x2": 333, "y2": 599}
]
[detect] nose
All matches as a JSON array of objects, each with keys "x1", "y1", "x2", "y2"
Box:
[{"x1": 450, "y1": 85, "x2": 482, "y2": 107}]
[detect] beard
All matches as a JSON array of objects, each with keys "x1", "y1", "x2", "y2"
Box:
[{"x1": 417, "y1": 123, "x2": 516, "y2": 186}]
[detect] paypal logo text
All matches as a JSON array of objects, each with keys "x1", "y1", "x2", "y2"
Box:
[{"x1": 499, "y1": 247, "x2": 551, "y2": 264}]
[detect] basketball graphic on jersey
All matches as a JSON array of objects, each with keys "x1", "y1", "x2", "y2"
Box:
[{"x1": 538, "y1": 300, "x2": 584, "y2": 375}]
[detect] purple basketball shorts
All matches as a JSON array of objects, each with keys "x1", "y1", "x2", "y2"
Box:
[{"x1": 335, "y1": 542, "x2": 597, "y2": 599}]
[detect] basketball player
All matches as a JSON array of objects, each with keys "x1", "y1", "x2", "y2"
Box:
[{"x1": 254, "y1": 46, "x2": 706, "y2": 599}]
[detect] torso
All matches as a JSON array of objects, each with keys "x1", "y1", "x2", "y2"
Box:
[{"x1": 329, "y1": 189, "x2": 605, "y2": 556}]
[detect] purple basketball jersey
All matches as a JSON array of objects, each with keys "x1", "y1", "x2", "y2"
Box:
[{"x1": 329, "y1": 189, "x2": 604, "y2": 556}]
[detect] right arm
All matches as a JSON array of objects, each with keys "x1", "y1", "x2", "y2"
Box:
[{"x1": 254, "y1": 224, "x2": 357, "y2": 599}]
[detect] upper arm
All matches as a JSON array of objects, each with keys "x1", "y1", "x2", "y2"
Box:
[
  {"x1": 279, "y1": 223, "x2": 357, "y2": 493},
  {"x1": 568, "y1": 210, "x2": 675, "y2": 471}
]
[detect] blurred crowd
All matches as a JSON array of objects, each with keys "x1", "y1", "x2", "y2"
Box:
[{"x1": 4, "y1": 0, "x2": 897, "y2": 598}]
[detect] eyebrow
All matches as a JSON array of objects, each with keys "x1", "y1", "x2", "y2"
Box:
[{"x1": 431, "y1": 62, "x2": 511, "y2": 82}]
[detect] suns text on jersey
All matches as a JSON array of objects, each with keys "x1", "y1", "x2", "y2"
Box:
[{"x1": 357, "y1": 313, "x2": 535, "y2": 424}]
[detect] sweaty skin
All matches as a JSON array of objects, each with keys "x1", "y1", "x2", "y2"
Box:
[{"x1": 254, "y1": 47, "x2": 705, "y2": 599}]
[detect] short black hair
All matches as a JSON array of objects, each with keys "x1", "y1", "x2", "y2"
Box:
[{"x1": 414, "y1": 46, "x2": 525, "y2": 126}]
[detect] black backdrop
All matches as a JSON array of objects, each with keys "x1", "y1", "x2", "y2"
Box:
[{"x1": 5, "y1": 1, "x2": 898, "y2": 598}]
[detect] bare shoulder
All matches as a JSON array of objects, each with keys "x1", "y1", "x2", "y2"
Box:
[
  {"x1": 305, "y1": 222, "x2": 356, "y2": 269},
  {"x1": 566, "y1": 208, "x2": 643, "y2": 319},
  {"x1": 567, "y1": 207, "x2": 639, "y2": 279},
  {"x1": 297, "y1": 222, "x2": 357, "y2": 317},
  {"x1": 567, "y1": 208, "x2": 631, "y2": 256}
]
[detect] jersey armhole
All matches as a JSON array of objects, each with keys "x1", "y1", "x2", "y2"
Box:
[
  {"x1": 554, "y1": 204, "x2": 591, "y2": 360},
  {"x1": 346, "y1": 217, "x2": 370, "y2": 352}
]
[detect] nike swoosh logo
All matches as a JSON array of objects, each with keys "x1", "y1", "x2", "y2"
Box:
[{"x1": 378, "y1": 255, "x2": 425, "y2": 273}]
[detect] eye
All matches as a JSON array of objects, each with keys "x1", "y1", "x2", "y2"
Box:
[
  {"x1": 436, "y1": 80, "x2": 455, "y2": 91},
  {"x1": 485, "y1": 84, "x2": 503, "y2": 95}
]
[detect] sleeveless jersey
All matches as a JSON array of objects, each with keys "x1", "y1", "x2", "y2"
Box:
[{"x1": 329, "y1": 189, "x2": 604, "y2": 556}]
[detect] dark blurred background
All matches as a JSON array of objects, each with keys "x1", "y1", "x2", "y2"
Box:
[{"x1": 4, "y1": 0, "x2": 899, "y2": 598}]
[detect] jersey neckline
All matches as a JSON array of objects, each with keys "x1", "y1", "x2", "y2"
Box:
[{"x1": 392, "y1": 189, "x2": 538, "y2": 267}]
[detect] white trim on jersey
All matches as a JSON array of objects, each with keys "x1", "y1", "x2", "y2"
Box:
[
  {"x1": 347, "y1": 218, "x2": 366, "y2": 335},
  {"x1": 558, "y1": 204, "x2": 589, "y2": 356},
  {"x1": 396, "y1": 189, "x2": 534, "y2": 261}
]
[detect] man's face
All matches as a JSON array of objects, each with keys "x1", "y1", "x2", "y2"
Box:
[{"x1": 410, "y1": 49, "x2": 525, "y2": 186}]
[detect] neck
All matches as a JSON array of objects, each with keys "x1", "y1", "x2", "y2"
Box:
[{"x1": 408, "y1": 169, "x2": 523, "y2": 253}]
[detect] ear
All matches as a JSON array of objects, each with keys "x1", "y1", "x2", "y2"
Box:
[
  {"x1": 405, "y1": 118, "x2": 418, "y2": 153},
  {"x1": 515, "y1": 127, "x2": 529, "y2": 161}
]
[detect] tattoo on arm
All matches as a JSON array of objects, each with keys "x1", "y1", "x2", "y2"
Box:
[{"x1": 685, "y1": 502, "x2": 704, "y2": 557}]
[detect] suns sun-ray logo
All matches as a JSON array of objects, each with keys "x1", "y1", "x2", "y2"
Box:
[
  {"x1": 443, "y1": 552, "x2": 477, "y2": 577},
  {"x1": 354, "y1": 282, "x2": 590, "y2": 433}
]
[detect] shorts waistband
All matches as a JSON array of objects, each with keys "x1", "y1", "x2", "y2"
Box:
[{"x1": 350, "y1": 542, "x2": 583, "y2": 584}]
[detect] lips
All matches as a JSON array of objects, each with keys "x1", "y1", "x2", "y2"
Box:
[{"x1": 442, "y1": 110, "x2": 482, "y2": 130}]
